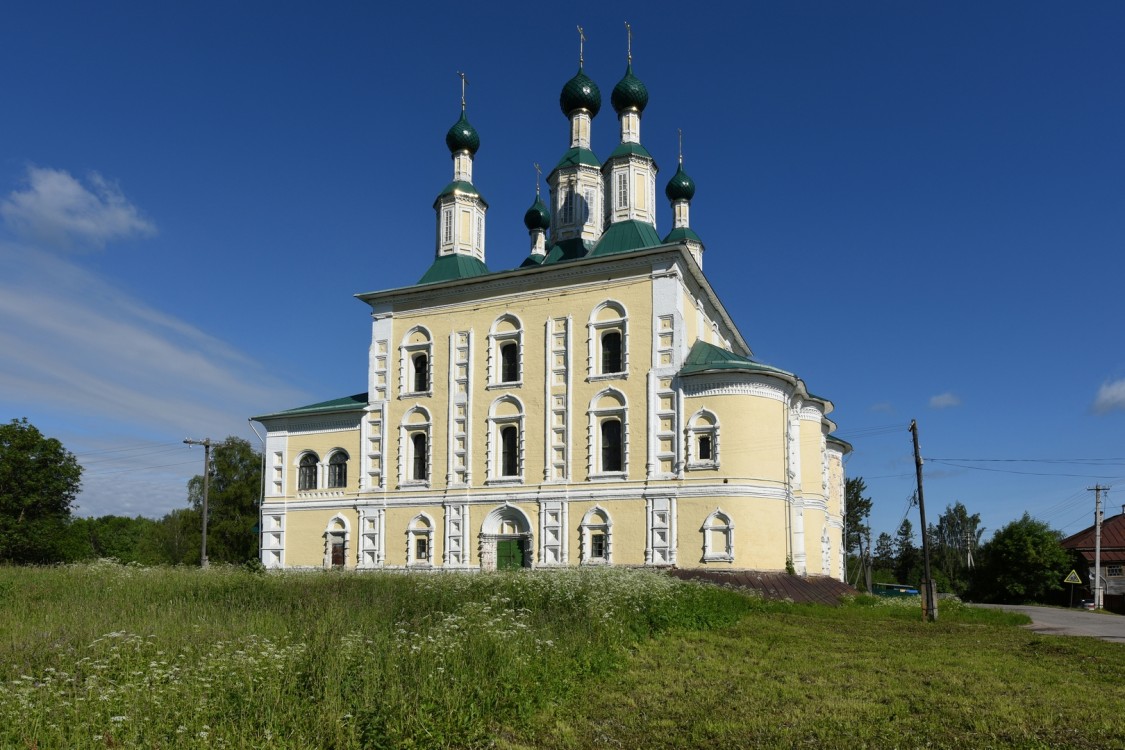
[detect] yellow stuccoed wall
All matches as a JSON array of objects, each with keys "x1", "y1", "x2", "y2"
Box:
[
  {"x1": 683, "y1": 392, "x2": 787, "y2": 485},
  {"x1": 286, "y1": 429, "x2": 362, "y2": 495},
  {"x1": 285, "y1": 508, "x2": 360, "y2": 568}
]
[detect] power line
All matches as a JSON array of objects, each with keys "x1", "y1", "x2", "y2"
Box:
[{"x1": 925, "y1": 460, "x2": 1120, "y2": 479}]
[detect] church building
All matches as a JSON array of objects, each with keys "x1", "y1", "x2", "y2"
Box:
[{"x1": 253, "y1": 35, "x2": 851, "y2": 578}]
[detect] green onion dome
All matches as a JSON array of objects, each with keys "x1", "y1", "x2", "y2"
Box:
[
  {"x1": 445, "y1": 112, "x2": 480, "y2": 155},
  {"x1": 523, "y1": 196, "x2": 551, "y2": 231},
  {"x1": 665, "y1": 164, "x2": 696, "y2": 201},
  {"x1": 560, "y1": 69, "x2": 601, "y2": 117},
  {"x1": 611, "y1": 64, "x2": 648, "y2": 114}
]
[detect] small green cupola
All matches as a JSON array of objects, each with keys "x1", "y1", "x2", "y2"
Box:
[
  {"x1": 522, "y1": 166, "x2": 551, "y2": 266},
  {"x1": 421, "y1": 72, "x2": 490, "y2": 285},
  {"x1": 445, "y1": 111, "x2": 480, "y2": 156},
  {"x1": 611, "y1": 63, "x2": 648, "y2": 115},
  {"x1": 545, "y1": 26, "x2": 605, "y2": 261},
  {"x1": 662, "y1": 131, "x2": 704, "y2": 268}
]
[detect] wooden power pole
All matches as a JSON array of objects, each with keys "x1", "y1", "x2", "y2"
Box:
[
  {"x1": 909, "y1": 420, "x2": 937, "y2": 621},
  {"x1": 184, "y1": 438, "x2": 213, "y2": 568}
]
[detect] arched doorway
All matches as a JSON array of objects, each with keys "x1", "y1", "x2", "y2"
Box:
[{"x1": 479, "y1": 504, "x2": 533, "y2": 571}]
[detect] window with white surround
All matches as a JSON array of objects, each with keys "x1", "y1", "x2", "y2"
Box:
[
  {"x1": 588, "y1": 301, "x2": 628, "y2": 378},
  {"x1": 324, "y1": 515, "x2": 349, "y2": 568},
  {"x1": 488, "y1": 315, "x2": 523, "y2": 386},
  {"x1": 297, "y1": 452, "x2": 319, "y2": 492},
  {"x1": 400, "y1": 407, "x2": 431, "y2": 486},
  {"x1": 327, "y1": 450, "x2": 348, "y2": 489},
  {"x1": 580, "y1": 506, "x2": 612, "y2": 564},
  {"x1": 702, "y1": 510, "x2": 734, "y2": 562},
  {"x1": 560, "y1": 187, "x2": 575, "y2": 225},
  {"x1": 407, "y1": 513, "x2": 434, "y2": 567},
  {"x1": 1108, "y1": 565, "x2": 1123, "y2": 577},
  {"x1": 400, "y1": 327, "x2": 433, "y2": 396},
  {"x1": 589, "y1": 389, "x2": 628, "y2": 478},
  {"x1": 685, "y1": 410, "x2": 720, "y2": 470},
  {"x1": 487, "y1": 396, "x2": 524, "y2": 483},
  {"x1": 616, "y1": 172, "x2": 628, "y2": 209}
]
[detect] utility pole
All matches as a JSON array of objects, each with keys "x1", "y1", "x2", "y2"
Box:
[
  {"x1": 185, "y1": 438, "x2": 213, "y2": 568},
  {"x1": 964, "y1": 529, "x2": 975, "y2": 569},
  {"x1": 1088, "y1": 485, "x2": 1108, "y2": 610},
  {"x1": 909, "y1": 420, "x2": 937, "y2": 621}
]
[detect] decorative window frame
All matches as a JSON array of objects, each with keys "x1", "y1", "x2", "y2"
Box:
[
  {"x1": 406, "y1": 512, "x2": 435, "y2": 568},
  {"x1": 685, "y1": 409, "x2": 720, "y2": 471},
  {"x1": 399, "y1": 326, "x2": 433, "y2": 398},
  {"x1": 579, "y1": 506, "x2": 612, "y2": 565},
  {"x1": 587, "y1": 301, "x2": 629, "y2": 380},
  {"x1": 296, "y1": 451, "x2": 320, "y2": 492},
  {"x1": 399, "y1": 407, "x2": 432, "y2": 488},
  {"x1": 326, "y1": 449, "x2": 349, "y2": 489},
  {"x1": 323, "y1": 514, "x2": 350, "y2": 568},
  {"x1": 588, "y1": 388, "x2": 628, "y2": 479},
  {"x1": 1107, "y1": 565, "x2": 1123, "y2": 578},
  {"x1": 702, "y1": 509, "x2": 734, "y2": 562},
  {"x1": 487, "y1": 314, "x2": 524, "y2": 388},
  {"x1": 486, "y1": 396, "x2": 525, "y2": 485}
]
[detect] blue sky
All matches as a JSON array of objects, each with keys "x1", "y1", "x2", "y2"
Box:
[{"x1": 2, "y1": 1, "x2": 1122, "y2": 544}]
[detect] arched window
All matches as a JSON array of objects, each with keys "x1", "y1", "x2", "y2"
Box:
[
  {"x1": 408, "y1": 514, "x2": 434, "y2": 567},
  {"x1": 589, "y1": 389, "x2": 628, "y2": 478},
  {"x1": 400, "y1": 407, "x2": 431, "y2": 486},
  {"x1": 401, "y1": 327, "x2": 433, "y2": 396},
  {"x1": 703, "y1": 510, "x2": 734, "y2": 562},
  {"x1": 298, "y1": 453, "x2": 319, "y2": 491},
  {"x1": 487, "y1": 396, "x2": 524, "y2": 483},
  {"x1": 588, "y1": 301, "x2": 628, "y2": 378},
  {"x1": 686, "y1": 410, "x2": 720, "y2": 470},
  {"x1": 327, "y1": 451, "x2": 348, "y2": 489},
  {"x1": 580, "y1": 507, "x2": 612, "y2": 564},
  {"x1": 488, "y1": 315, "x2": 523, "y2": 386},
  {"x1": 324, "y1": 515, "x2": 349, "y2": 568}
]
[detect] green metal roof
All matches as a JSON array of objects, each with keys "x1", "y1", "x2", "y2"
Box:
[
  {"x1": 663, "y1": 226, "x2": 703, "y2": 245},
  {"x1": 611, "y1": 63, "x2": 649, "y2": 114},
  {"x1": 589, "y1": 219, "x2": 662, "y2": 257},
  {"x1": 433, "y1": 180, "x2": 487, "y2": 207},
  {"x1": 606, "y1": 141, "x2": 655, "y2": 162},
  {"x1": 550, "y1": 146, "x2": 601, "y2": 174},
  {"x1": 253, "y1": 392, "x2": 368, "y2": 422},
  {"x1": 418, "y1": 253, "x2": 491, "y2": 284},
  {"x1": 679, "y1": 340, "x2": 793, "y2": 378},
  {"x1": 826, "y1": 435, "x2": 854, "y2": 454},
  {"x1": 541, "y1": 237, "x2": 593, "y2": 265},
  {"x1": 519, "y1": 252, "x2": 545, "y2": 268}
]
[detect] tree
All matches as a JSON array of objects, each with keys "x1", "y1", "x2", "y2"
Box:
[
  {"x1": 0, "y1": 418, "x2": 83, "y2": 563},
  {"x1": 929, "y1": 501, "x2": 984, "y2": 596},
  {"x1": 187, "y1": 437, "x2": 261, "y2": 564},
  {"x1": 844, "y1": 477, "x2": 873, "y2": 558},
  {"x1": 893, "y1": 518, "x2": 920, "y2": 585},
  {"x1": 969, "y1": 513, "x2": 1073, "y2": 604},
  {"x1": 873, "y1": 532, "x2": 895, "y2": 570}
]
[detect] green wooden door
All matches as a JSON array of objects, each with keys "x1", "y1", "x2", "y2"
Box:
[{"x1": 496, "y1": 539, "x2": 523, "y2": 570}]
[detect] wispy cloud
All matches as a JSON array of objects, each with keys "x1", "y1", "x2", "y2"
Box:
[
  {"x1": 1093, "y1": 379, "x2": 1125, "y2": 414},
  {"x1": 929, "y1": 392, "x2": 961, "y2": 409},
  {"x1": 0, "y1": 167, "x2": 306, "y2": 517},
  {"x1": 869, "y1": 402, "x2": 895, "y2": 414},
  {"x1": 0, "y1": 166, "x2": 156, "y2": 250}
]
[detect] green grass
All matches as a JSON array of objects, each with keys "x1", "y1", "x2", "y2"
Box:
[
  {"x1": 501, "y1": 595, "x2": 1125, "y2": 750},
  {"x1": 3, "y1": 565, "x2": 1123, "y2": 749},
  {"x1": 0, "y1": 562, "x2": 751, "y2": 749}
]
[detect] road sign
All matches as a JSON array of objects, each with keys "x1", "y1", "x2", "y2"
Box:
[{"x1": 1064, "y1": 570, "x2": 1082, "y2": 585}]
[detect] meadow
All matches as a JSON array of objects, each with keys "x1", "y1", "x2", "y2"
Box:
[{"x1": 2, "y1": 563, "x2": 1124, "y2": 749}]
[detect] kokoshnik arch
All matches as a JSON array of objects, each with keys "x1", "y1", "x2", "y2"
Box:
[{"x1": 253, "y1": 34, "x2": 851, "y2": 577}]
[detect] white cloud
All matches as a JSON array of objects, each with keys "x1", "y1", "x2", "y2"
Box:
[
  {"x1": 869, "y1": 402, "x2": 895, "y2": 414},
  {"x1": 0, "y1": 166, "x2": 156, "y2": 250},
  {"x1": 929, "y1": 392, "x2": 961, "y2": 409},
  {"x1": 1094, "y1": 379, "x2": 1125, "y2": 414}
]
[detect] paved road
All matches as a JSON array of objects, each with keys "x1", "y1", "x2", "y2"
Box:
[{"x1": 973, "y1": 603, "x2": 1125, "y2": 644}]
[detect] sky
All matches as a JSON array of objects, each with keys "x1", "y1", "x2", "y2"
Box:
[{"x1": 1, "y1": 1, "x2": 1123, "y2": 544}]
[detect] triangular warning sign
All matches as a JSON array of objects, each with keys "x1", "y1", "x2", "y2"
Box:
[{"x1": 1064, "y1": 570, "x2": 1082, "y2": 585}]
